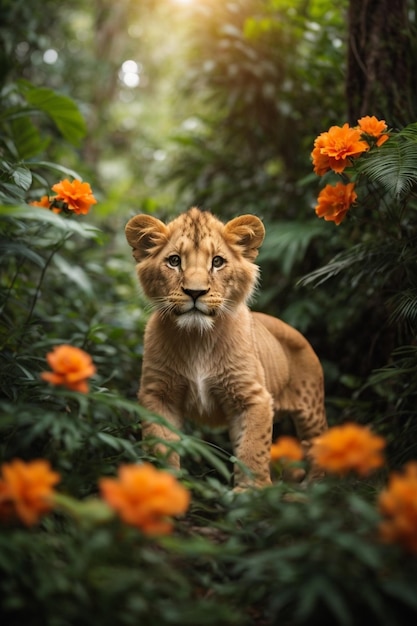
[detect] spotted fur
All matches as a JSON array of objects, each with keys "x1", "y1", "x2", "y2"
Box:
[{"x1": 125, "y1": 208, "x2": 328, "y2": 489}]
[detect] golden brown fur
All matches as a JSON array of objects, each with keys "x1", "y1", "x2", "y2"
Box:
[{"x1": 125, "y1": 208, "x2": 327, "y2": 489}]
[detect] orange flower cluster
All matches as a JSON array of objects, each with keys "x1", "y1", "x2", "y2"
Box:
[
  {"x1": 99, "y1": 463, "x2": 190, "y2": 535},
  {"x1": 270, "y1": 436, "x2": 303, "y2": 464},
  {"x1": 0, "y1": 459, "x2": 60, "y2": 526},
  {"x1": 31, "y1": 178, "x2": 97, "y2": 215},
  {"x1": 379, "y1": 462, "x2": 417, "y2": 554},
  {"x1": 311, "y1": 422, "x2": 385, "y2": 476},
  {"x1": 312, "y1": 123, "x2": 369, "y2": 175},
  {"x1": 311, "y1": 116, "x2": 389, "y2": 224},
  {"x1": 41, "y1": 344, "x2": 96, "y2": 393}
]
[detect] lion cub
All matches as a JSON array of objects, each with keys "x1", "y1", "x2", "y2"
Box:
[{"x1": 125, "y1": 208, "x2": 327, "y2": 489}]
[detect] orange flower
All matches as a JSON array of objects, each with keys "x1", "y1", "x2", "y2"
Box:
[
  {"x1": 41, "y1": 344, "x2": 96, "y2": 393},
  {"x1": 99, "y1": 463, "x2": 190, "y2": 535},
  {"x1": 30, "y1": 195, "x2": 52, "y2": 208},
  {"x1": 312, "y1": 123, "x2": 369, "y2": 174},
  {"x1": 315, "y1": 182, "x2": 357, "y2": 225},
  {"x1": 311, "y1": 134, "x2": 332, "y2": 175},
  {"x1": 51, "y1": 179, "x2": 97, "y2": 215},
  {"x1": 379, "y1": 462, "x2": 417, "y2": 553},
  {"x1": 0, "y1": 459, "x2": 60, "y2": 526},
  {"x1": 358, "y1": 116, "x2": 390, "y2": 147},
  {"x1": 271, "y1": 436, "x2": 303, "y2": 464},
  {"x1": 30, "y1": 195, "x2": 62, "y2": 214},
  {"x1": 311, "y1": 422, "x2": 385, "y2": 476},
  {"x1": 376, "y1": 133, "x2": 390, "y2": 147}
]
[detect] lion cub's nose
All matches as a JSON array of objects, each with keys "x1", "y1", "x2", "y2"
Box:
[{"x1": 182, "y1": 288, "x2": 209, "y2": 301}]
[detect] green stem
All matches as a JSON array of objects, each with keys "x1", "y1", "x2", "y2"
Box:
[
  {"x1": 17, "y1": 235, "x2": 68, "y2": 348},
  {"x1": 0, "y1": 258, "x2": 25, "y2": 318}
]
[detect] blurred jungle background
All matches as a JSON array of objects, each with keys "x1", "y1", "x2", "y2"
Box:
[{"x1": 2, "y1": 1, "x2": 417, "y2": 625}]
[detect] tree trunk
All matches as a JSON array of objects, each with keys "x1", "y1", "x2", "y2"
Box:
[{"x1": 346, "y1": 0, "x2": 415, "y2": 127}]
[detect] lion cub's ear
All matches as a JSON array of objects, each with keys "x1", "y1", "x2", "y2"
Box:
[
  {"x1": 125, "y1": 214, "x2": 168, "y2": 262},
  {"x1": 224, "y1": 215, "x2": 265, "y2": 260}
]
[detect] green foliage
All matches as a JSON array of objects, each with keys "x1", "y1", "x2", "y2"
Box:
[
  {"x1": 357, "y1": 123, "x2": 417, "y2": 197},
  {"x1": 0, "y1": 521, "x2": 241, "y2": 626},
  {"x1": 0, "y1": 79, "x2": 86, "y2": 208},
  {"x1": 220, "y1": 483, "x2": 417, "y2": 626},
  {"x1": 2, "y1": 474, "x2": 417, "y2": 626},
  {"x1": 165, "y1": 0, "x2": 347, "y2": 217},
  {"x1": 2, "y1": 2, "x2": 417, "y2": 626},
  {"x1": 18, "y1": 80, "x2": 87, "y2": 146},
  {"x1": 258, "y1": 220, "x2": 328, "y2": 276},
  {"x1": 299, "y1": 121, "x2": 417, "y2": 457}
]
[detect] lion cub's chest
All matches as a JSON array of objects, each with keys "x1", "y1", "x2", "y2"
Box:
[{"x1": 181, "y1": 361, "x2": 224, "y2": 425}]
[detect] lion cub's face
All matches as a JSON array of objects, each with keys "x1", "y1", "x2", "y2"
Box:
[{"x1": 125, "y1": 208, "x2": 265, "y2": 332}]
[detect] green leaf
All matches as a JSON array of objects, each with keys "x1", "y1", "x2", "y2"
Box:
[
  {"x1": 18, "y1": 81, "x2": 87, "y2": 146},
  {"x1": 179, "y1": 436, "x2": 232, "y2": 481},
  {"x1": 383, "y1": 579, "x2": 417, "y2": 610},
  {"x1": 28, "y1": 160, "x2": 82, "y2": 180},
  {"x1": 0, "y1": 182, "x2": 26, "y2": 203},
  {"x1": 0, "y1": 240, "x2": 45, "y2": 267},
  {"x1": 53, "y1": 253, "x2": 93, "y2": 294},
  {"x1": 12, "y1": 166, "x2": 32, "y2": 191},
  {"x1": 0, "y1": 205, "x2": 101, "y2": 239},
  {"x1": 96, "y1": 432, "x2": 138, "y2": 458},
  {"x1": 296, "y1": 576, "x2": 352, "y2": 626},
  {"x1": 10, "y1": 116, "x2": 48, "y2": 159}
]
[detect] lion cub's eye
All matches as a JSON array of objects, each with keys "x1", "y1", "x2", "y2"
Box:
[
  {"x1": 167, "y1": 254, "x2": 181, "y2": 268},
  {"x1": 212, "y1": 255, "x2": 225, "y2": 269}
]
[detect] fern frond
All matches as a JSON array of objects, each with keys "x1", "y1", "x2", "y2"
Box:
[
  {"x1": 357, "y1": 125, "x2": 417, "y2": 197},
  {"x1": 298, "y1": 238, "x2": 406, "y2": 288},
  {"x1": 366, "y1": 345, "x2": 417, "y2": 387},
  {"x1": 397, "y1": 121, "x2": 417, "y2": 142},
  {"x1": 298, "y1": 244, "x2": 369, "y2": 287},
  {"x1": 389, "y1": 289, "x2": 417, "y2": 325}
]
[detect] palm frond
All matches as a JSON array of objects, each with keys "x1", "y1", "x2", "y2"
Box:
[{"x1": 357, "y1": 124, "x2": 417, "y2": 197}]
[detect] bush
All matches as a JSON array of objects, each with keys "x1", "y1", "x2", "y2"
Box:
[{"x1": 2, "y1": 5, "x2": 417, "y2": 626}]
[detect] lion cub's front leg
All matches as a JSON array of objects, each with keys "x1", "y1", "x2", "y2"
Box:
[
  {"x1": 228, "y1": 386, "x2": 274, "y2": 490},
  {"x1": 138, "y1": 384, "x2": 182, "y2": 471}
]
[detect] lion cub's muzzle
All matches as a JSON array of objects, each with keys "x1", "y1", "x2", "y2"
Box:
[
  {"x1": 179, "y1": 287, "x2": 212, "y2": 316},
  {"x1": 182, "y1": 287, "x2": 209, "y2": 302},
  {"x1": 174, "y1": 287, "x2": 216, "y2": 331}
]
